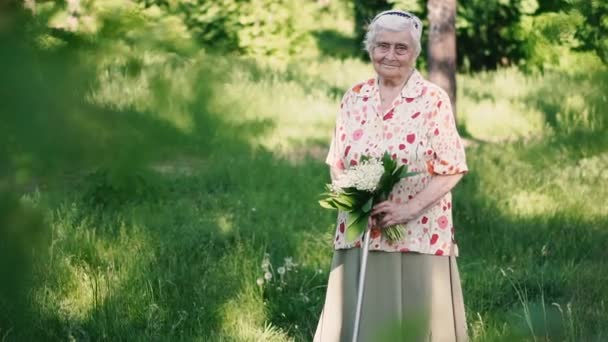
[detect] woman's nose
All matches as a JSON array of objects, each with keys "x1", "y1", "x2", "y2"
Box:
[{"x1": 385, "y1": 46, "x2": 398, "y2": 59}]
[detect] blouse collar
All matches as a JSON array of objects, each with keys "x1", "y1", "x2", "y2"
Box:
[
  {"x1": 399, "y1": 69, "x2": 426, "y2": 99},
  {"x1": 352, "y1": 69, "x2": 427, "y2": 100}
]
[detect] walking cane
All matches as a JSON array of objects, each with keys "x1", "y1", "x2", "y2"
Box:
[{"x1": 352, "y1": 224, "x2": 372, "y2": 342}]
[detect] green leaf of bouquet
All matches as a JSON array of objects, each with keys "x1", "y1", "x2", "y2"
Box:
[
  {"x1": 319, "y1": 199, "x2": 338, "y2": 209},
  {"x1": 382, "y1": 151, "x2": 391, "y2": 162},
  {"x1": 351, "y1": 197, "x2": 370, "y2": 211},
  {"x1": 393, "y1": 165, "x2": 406, "y2": 178},
  {"x1": 340, "y1": 187, "x2": 359, "y2": 195},
  {"x1": 400, "y1": 165, "x2": 418, "y2": 178},
  {"x1": 403, "y1": 171, "x2": 418, "y2": 178},
  {"x1": 399, "y1": 168, "x2": 419, "y2": 179},
  {"x1": 361, "y1": 197, "x2": 373, "y2": 213},
  {"x1": 385, "y1": 152, "x2": 398, "y2": 171},
  {"x1": 333, "y1": 201, "x2": 354, "y2": 211},
  {"x1": 346, "y1": 211, "x2": 359, "y2": 227},
  {"x1": 334, "y1": 195, "x2": 356, "y2": 210},
  {"x1": 376, "y1": 174, "x2": 392, "y2": 198},
  {"x1": 346, "y1": 212, "x2": 370, "y2": 243},
  {"x1": 338, "y1": 193, "x2": 356, "y2": 203}
]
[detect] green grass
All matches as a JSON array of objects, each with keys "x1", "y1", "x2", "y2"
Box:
[{"x1": 2, "y1": 38, "x2": 608, "y2": 342}]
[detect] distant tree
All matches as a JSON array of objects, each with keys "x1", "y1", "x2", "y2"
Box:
[
  {"x1": 569, "y1": 0, "x2": 608, "y2": 63},
  {"x1": 427, "y1": 0, "x2": 457, "y2": 116}
]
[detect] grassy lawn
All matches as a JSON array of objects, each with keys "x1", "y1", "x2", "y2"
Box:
[{"x1": 1, "y1": 47, "x2": 607, "y2": 341}]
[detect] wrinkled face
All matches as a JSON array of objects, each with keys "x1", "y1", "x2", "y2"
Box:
[{"x1": 371, "y1": 30, "x2": 417, "y2": 80}]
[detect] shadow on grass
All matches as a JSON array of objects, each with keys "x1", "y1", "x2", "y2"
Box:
[
  {"x1": 1, "y1": 7, "x2": 330, "y2": 341},
  {"x1": 19, "y1": 148, "x2": 334, "y2": 340},
  {"x1": 522, "y1": 68, "x2": 607, "y2": 134},
  {"x1": 452, "y1": 142, "x2": 608, "y2": 341}
]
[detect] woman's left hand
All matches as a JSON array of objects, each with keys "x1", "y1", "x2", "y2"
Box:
[{"x1": 370, "y1": 201, "x2": 417, "y2": 228}]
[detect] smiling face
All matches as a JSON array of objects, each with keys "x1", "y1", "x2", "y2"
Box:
[{"x1": 370, "y1": 30, "x2": 417, "y2": 81}]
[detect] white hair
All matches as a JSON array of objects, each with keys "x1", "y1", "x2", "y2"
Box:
[{"x1": 363, "y1": 10, "x2": 423, "y2": 58}]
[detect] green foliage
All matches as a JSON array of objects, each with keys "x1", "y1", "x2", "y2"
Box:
[
  {"x1": 568, "y1": 0, "x2": 608, "y2": 63},
  {"x1": 388, "y1": 0, "x2": 423, "y2": 13},
  {"x1": 457, "y1": 0, "x2": 608, "y2": 70},
  {"x1": 516, "y1": 10, "x2": 580, "y2": 71},
  {"x1": 0, "y1": 3, "x2": 224, "y2": 187},
  {"x1": 139, "y1": 0, "x2": 323, "y2": 63},
  {"x1": 1, "y1": 1, "x2": 607, "y2": 340},
  {"x1": 457, "y1": 0, "x2": 528, "y2": 70}
]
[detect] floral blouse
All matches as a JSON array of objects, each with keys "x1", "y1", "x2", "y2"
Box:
[{"x1": 325, "y1": 70, "x2": 468, "y2": 256}]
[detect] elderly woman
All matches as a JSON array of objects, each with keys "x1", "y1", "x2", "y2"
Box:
[{"x1": 314, "y1": 10, "x2": 469, "y2": 342}]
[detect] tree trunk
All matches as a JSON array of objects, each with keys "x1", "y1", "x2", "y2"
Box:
[{"x1": 427, "y1": 0, "x2": 457, "y2": 118}]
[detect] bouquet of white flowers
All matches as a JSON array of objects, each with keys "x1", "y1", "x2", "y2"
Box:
[{"x1": 320, "y1": 152, "x2": 418, "y2": 243}]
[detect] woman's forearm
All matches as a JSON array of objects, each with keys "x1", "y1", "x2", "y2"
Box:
[{"x1": 405, "y1": 173, "x2": 464, "y2": 217}]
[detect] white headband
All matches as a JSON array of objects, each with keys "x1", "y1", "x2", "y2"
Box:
[{"x1": 372, "y1": 10, "x2": 422, "y2": 43}]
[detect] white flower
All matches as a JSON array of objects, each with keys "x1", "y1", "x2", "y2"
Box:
[
  {"x1": 261, "y1": 259, "x2": 270, "y2": 270},
  {"x1": 264, "y1": 272, "x2": 272, "y2": 281},
  {"x1": 332, "y1": 158, "x2": 384, "y2": 193},
  {"x1": 277, "y1": 267, "x2": 286, "y2": 275},
  {"x1": 256, "y1": 278, "x2": 264, "y2": 286},
  {"x1": 283, "y1": 257, "x2": 297, "y2": 269}
]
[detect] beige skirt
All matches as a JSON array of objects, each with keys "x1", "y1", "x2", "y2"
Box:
[{"x1": 314, "y1": 249, "x2": 468, "y2": 342}]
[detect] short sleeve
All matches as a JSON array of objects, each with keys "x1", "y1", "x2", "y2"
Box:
[
  {"x1": 325, "y1": 92, "x2": 350, "y2": 171},
  {"x1": 426, "y1": 91, "x2": 468, "y2": 175}
]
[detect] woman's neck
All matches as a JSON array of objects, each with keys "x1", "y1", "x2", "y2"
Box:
[{"x1": 379, "y1": 69, "x2": 415, "y2": 89}]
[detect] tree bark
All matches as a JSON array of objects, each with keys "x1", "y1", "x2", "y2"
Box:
[{"x1": 427, "y1": 0, "x2": 457, "y2": 118}]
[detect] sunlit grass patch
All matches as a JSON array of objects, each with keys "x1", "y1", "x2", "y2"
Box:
[
  {"x1": 506, "y1": 190, "x2": 557, "y2": 217},
  {"x1": 27, "y1": 201, "x2": 158, "y2": 339},
  {"x1": 456, "y1": 135, "x2": 608, "y2": 340},
  {"x1": 3, "y1": 39, "x2": 608, "y2": 341},
  {"x1": 207, "y1": 56, "x2": 370, "y2": 154},
  {"x1": 458, "y1": 97, "x2": 546, "y2": 142},
  {"x1": 458, "y1": 68, "x2": 546, "y2": 141}
]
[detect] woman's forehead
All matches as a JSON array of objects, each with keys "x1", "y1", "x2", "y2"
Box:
[{"x1": 375, "y1": 30, "x2": 413, "y2": 45}]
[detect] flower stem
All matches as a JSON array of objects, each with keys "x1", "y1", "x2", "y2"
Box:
[{"x1": 384, "y1": 224, "x2": 405, "y2": 242}]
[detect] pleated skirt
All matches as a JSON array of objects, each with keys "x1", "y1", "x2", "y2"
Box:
[{"x1": 313, "y1": 249, "x2": 468, "y2": 342}]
